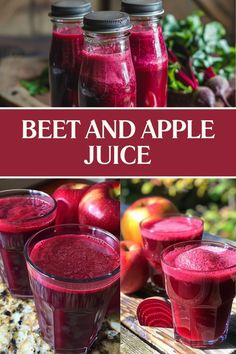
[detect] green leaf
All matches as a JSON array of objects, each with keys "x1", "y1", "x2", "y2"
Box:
[
  {"x1": 181, "y1": 12, "x2": 203, "y2": 33},
  {"x1": 163, "y1": 14, "x2": 179, "y2": 37},
  {"x1": 168, "y1": 62, "x2": 193, "y2": 93},
  {"x1": 216, "y1": 39, "x2": 231, "y2": 54},
  {"x1": 20, "y1": 68, "x2": 49, "y2": 96},
  {"x1": 204, "y1": 22, "x2": 226, "y2": 42},
  {"x1": 163, "y1": 11, "x2": 236, "y2": 89}
]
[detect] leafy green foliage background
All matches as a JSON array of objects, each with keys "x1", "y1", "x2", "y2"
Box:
[
  {"x1": 121, "y1": 179, "x2": 236, "y2": 240},
  {"x1": 163, "y1": 11, "x2": 236, "y2": 92}
]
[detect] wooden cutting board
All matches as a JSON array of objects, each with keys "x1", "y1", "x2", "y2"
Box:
[{"x1": 0, "y1": 56, "x2": 50, "y2": 107}]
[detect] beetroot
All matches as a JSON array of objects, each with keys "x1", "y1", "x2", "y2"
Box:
[
  {"x1": 137, "y1": 297, "x2": 173, "y2": 328},
  {"x1": 227, "y1": 89, "x2": 236, "y2": 107},
  {"x1": 206, "y1": 76, "x2": 231, "y2": 107},
  {"x1": 229, "y1": 77, "x2": 236, "y2": 90},
  {"x1": 227, "y1": 77, "x2": 236, "y2": 107},
  {"x1": 191, "y1": 87, "x2": 216, "y2": 107}
]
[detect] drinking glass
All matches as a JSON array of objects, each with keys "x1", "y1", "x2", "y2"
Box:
[
  {"x1": 25, "y1": 224, "x2": 120, "y2": 353},
  {"x1": 0, "y1": 189, "x2": 56, "y2": 297},
  {"x1": 161, "y1": 240, "x2": 236, "y2": 348}
]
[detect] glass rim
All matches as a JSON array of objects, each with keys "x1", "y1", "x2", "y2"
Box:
[
  {"x1": 24, "y1": 223, "x2": 120, "y2": 284},
  {"x1": 161, "y1": 239, "x2": 236, "y2": 273},
  {"x1": 0, "y1": 189, "x2": 57, "y2": 224},
  {"x1": 140, "y1": 213, "x2": 204, "y2": 233}
]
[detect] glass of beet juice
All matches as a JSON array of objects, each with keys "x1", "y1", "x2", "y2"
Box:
[
  {"x1": 161, "y1": 240, "x2": 236, "y2": 348},
  {"x1": 121, "y1": 0, "x2": 168, "y2": 107},
  {"x1": 25, "y1": 224, "x2": 120, "y2": 353},
  {"x1": 79, "y1": 11, "x2": 136, "y2": 107},
  {"x1": 49, "y1": 0, "x2": 92, "y2": 107},
  {"x1": 140, "y1": 215, "x2": 203, "y2": 288},
  {"x1": 0, "y1": 189, "x2": 56, "y2": 298}
]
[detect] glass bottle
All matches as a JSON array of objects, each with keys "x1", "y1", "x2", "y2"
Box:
[
  {"x1": 79, "y1": 11, "x2": 136, "y2": 107},
  {"x1": 49, "y1": 0, "x2": 92, "y2": 107},
  {"x1": 121, "y1": 0, "x2": 168, "y2": 107}
]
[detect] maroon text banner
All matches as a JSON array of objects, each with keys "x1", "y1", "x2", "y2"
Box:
[{"x1": 0, "y1": 108, "x2": 235, "y2": 177}]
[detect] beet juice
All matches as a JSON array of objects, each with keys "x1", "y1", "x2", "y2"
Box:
[
  {"x1": 0, "y1": 190, "x2": 56, "y2": 298},
  {"x1": 49, "y1": 0, "x2": 92, "y2": 107},
  {"x1": 121, "y1": 0, "x2": 168, "y2": 107},
  {"x1": 79, "y1": 11, "x2": 136, "y2": 107},
  {"x1": 25, "y1": 225, "x2": 120, "y2": 353},
  {"x1": 140, "y1": 215, "x2": 203, "y2": 288},
  {"x1": 161, "y1": 240, "x2": 236, "y2": 348}
]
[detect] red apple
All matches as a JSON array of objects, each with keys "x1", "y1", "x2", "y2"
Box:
[
  {"x1": 79, "y1": 181, "x2": 120, "y2": 237},
  {"x1": 121, "y1": 197, "x2": 178, "y2": 245},
  {"x1": 121, "y1": 241, "x2": 149, "y2": 294},
  {"x1": 53, "y1": 183, "x2": 90, "y2": 224}
]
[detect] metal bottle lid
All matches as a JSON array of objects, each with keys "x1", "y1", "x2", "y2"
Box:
[
  {"x1": 83, "y1": 11, "x2": 132, "y2": 33},
  {"x1": 50, "y1": 0, "x2": 92, "y2": 19},
  {"x1": 121, "y1": 0, "x2": 164, "y2": 17}
]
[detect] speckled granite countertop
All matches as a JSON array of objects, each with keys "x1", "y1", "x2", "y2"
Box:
[{"x1": 0, "y1": 282, "x2": 120, "y2": 354}]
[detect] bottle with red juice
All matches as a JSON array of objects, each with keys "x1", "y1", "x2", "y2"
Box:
[
  {"x1": 121, "y1": 0, "x2": 168, "y2": 107},
  {"x1": 79, "y1": 11, "x2": 136, "y2": 107},
  {"x1": 49, "y1": 0, "x2": 92, "y2": 107}
]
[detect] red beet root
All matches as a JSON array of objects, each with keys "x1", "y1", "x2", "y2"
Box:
[
  {"x1": 137, "y1": 297, "x2": 173, "y2": 328},
  {"x1": 191, "y1": 87, "x2": 216, "y2": 107},
  {"x1": 206, "y1": 76, "x2": 231, "y2": 107}
]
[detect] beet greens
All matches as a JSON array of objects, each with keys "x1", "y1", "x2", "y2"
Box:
[{"x1": 163, "y1": 11, "x2": 236, "y2": 94}]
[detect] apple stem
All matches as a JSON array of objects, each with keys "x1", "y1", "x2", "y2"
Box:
[
  {"x1": 109, "y1": 187, "x2": 120, "y2": 201},
  {"x1": 124, "y1": 245, "x2": 130, "y2": 252}
]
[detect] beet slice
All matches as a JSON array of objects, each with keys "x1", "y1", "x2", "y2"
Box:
[{"x1": 137, "y1": 297, "x2": 173, "y2": 328}]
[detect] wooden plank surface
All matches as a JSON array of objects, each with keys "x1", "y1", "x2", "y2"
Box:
[
  {"x1": 0, "y1": 56, "x2": 49, "y2": 107},
  {"x1": 121, "y1": 325, "x2": 156, "y2": 354},
  {"x1": 121, "y1": 290, "x2": 236, "y2": 354}
]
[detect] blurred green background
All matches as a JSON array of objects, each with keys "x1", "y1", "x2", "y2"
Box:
[{"x1": 121, "y1": 179, "x2": 236, "y2": 241}]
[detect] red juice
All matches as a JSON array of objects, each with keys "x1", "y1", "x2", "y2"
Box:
[
  {"x1": 25, "y1": 225, "x2": 120, "y2": 353},
  {"x1": 130, "y1": 26, "x2": 168, "y2": 107},
  {"x1": 0, "y1": 190, "x2": 56, "y2": 297},
  {"x1": 79, "y1": 11, "x2": 136, "y2": 107},
  {"x1": 141, "y1": 216, "x2": 203, "y2": 288},
  {"x1": 79, "y1": 50, "x2": 136, "y2": 107},
  {"x1": 49, "y1": 27, "x2": 84, "y2": 107},
  {"x1": 161, "y1": 241, "x2": 236, "y2": 348}
]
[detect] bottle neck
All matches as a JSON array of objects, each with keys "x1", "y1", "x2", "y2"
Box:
[
  {"x1": 130, "y1": 15, "x2": 161, "y2": 30},
  {"x1": 84, "y1": 31, "x2": 131, "y2": 54},
  {"x1": 51, "y1": 17, "x2": 84, "y2": 31}
]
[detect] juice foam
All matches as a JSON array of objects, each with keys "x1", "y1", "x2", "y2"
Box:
[{"x1": 31, "y1": 234, "x2": 119, "y2": 280}]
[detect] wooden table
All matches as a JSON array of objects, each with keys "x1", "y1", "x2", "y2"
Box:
[{"x1": 121, "y1": 235, "x2": 236, "y2": 354}]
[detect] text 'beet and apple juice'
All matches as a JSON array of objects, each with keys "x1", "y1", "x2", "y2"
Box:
[
  {"x1": 161, "y1": 240, "x2": 236, "y2": 348},
  {"x1": 0, "y1": 190, "x2": 56, "y2": 298},
  {"x1": 121, "y1": 0, "x2": 168, "y2": 107},
  {"x1": 25, "y1": 224, "x2": 120, "y2": 353},
  {"x1": 49, "y1": 0, "x2": 92, "y2": 107},
  {"x1": 79, "y1": 11, "x2": 136, "y2": 107}
]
